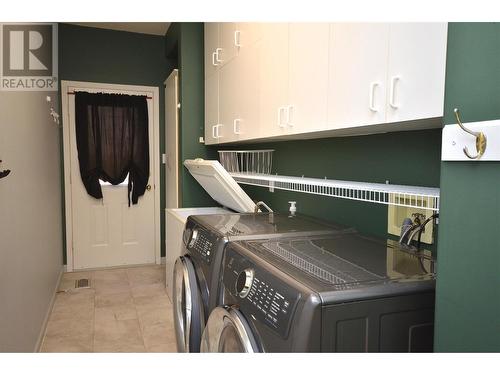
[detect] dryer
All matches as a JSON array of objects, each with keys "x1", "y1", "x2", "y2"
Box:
[{"x1": 201, "y1": 233, "x2": 436, "y2": 352}]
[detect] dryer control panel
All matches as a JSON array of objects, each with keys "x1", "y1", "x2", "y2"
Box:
[{"x1": 224, "y1": 246, "x2": 300, "y2": 338}]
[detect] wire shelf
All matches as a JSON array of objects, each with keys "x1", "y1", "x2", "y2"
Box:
[
  {"x1": 230, "y1": 172, "x2": 440, "y2": 211},
  {"x1": 218, "y1": 150, "x2": 274, "y2": 174}
]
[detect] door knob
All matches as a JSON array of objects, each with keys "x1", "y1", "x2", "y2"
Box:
[{"x1": 146, "y1": 184, "x2": 152, "y2": 191}]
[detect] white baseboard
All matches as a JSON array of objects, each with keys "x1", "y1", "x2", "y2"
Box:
[
  {"x1": 161, "y1": 256, "x2": 166, "y2": 265},
  {"x1": 34, "y1": 265, "x2": 64, "y2": 352}
]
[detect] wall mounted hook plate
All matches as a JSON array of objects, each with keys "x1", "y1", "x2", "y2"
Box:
[{"x1": 442, "y1": 118, "x2": 500, "y2": 161}]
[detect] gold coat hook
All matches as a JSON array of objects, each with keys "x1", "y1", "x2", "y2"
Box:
[{"x1": 454, "y1": 108, "x2": 487, "y2": 159}]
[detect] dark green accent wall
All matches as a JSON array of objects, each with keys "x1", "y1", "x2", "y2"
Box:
[
  {"x1": 434, "y1": 23, "x2": 500, "y2": 352},
  {"x1": 214, "y1": 128, "x2": 442, "y2": 242},
  {"x1": 167, "y1": 23, "x2": 215, "y2": 208},
  {"x1": 58, "y1": 23, "x2": 171, "y2": 260}
]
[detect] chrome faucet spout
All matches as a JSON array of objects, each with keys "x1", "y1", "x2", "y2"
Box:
[
  {"x1": 254, "y1": 201, "x2": 273, "y2": 213},
  {"x1": 407, "y1": 213, "x2": 439, "y2": 247}
]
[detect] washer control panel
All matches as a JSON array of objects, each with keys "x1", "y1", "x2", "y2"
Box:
[
  {"x1": 184, "y1": 225, "x2": 218, "y2": 264},
  {"x1": 224, "y1": 247, "x2": 299, "y2": 338}
]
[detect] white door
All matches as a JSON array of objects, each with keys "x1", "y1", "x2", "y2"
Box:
[
  {"x1": 386, "y1": 23, "x2": 448, "y2": 123},
  {"x1": 288, "y1": 23, "x2": 330, "y2": 134},
  {"x1": 328, "y1": 23, "x2": 390, "y2": 129},
  {"x1": 165, "y1": 69, "x2": 179, "y2": 208},
  {"x1": 259, "y1": 23, "x2": 289, "y2": 138},
  {"x1": 64, "y1": 82, "x2": 157, "y2": 270}
]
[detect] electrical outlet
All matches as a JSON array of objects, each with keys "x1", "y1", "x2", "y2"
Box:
[{"x1": 387, "y1": 196, "x2": 436, "y2": 245}]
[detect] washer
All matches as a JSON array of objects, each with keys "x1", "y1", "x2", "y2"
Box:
[
  {"x1": 173, "y1": 212, "x2": 350, "y2": 352},
  {"x1": 201, "y1": 232, "x2": 436, "y2": 352}
]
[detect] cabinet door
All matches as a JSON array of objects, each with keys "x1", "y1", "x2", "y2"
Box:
[
  {"x1": 218, "y1": 41, "x2": 262, "y2": 143},
  {"x1": 219, "y1": 22, "x2": 238, "y2": 65},
  {"x1": 218, "y1": 58, "x2": 239, "y2": 143},
  {"x1": 205, "y1": 72, "x2": 219, "y2": 145},
  {"x1": 386, "y1": 23, "x2": 448, "y2": 123},
  {"x1": 235, "y1": 40, "x2": 262, "y2": 141},
  {"x1": 288, "y1": 23, "x2": 329, "y2": 134},
  {"x1": 204, "y1": 23, "x2": 220, "y2": 79},
  {"x1": 237, "y1": 22, "x2": 263, "y2": 48},
  {"x1": 328, "y1": 23, "x2": 390, "y2": 129},
  {"x1": 259, "y1": 23, "x2": 289, "y2": 138}
]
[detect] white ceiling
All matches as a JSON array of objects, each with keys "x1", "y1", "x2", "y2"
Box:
[{"x1": 70, "y1": 22, "x2": 171, "y2": 36}]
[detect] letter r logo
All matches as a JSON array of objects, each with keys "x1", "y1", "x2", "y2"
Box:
[{"x1": 3, "y1": 24, "x2": 53, "y2": 76}]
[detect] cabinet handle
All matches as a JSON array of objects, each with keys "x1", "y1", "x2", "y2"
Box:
[
  {"x1": 233, "y1": 119, "x2": 242, "y2": 134},
  {"x1": 278, "y1": 107, "x2": 286, "y2": 128},
  {"x1": 369, "y1": 82, "x2": 379, "y2": 112},
  {"x1": 234, "y1": 30, "x2": 241, "y2": 47},
  {"x1": 216, "y1": 124, "x2": 223, "y2": 138},
  {"x1": 286, "y1": 105, "x2": 294, "y2": 127},
  {"x1": 212, "y1": 52, "x2": 218, "y2": 66},
  {"x1": 215, "y1": 48, "x2": 223, "y2": 63},
  {"x1": 212, "y1": 125, "x2": 218, "y2": 139},
  {"x1": 389, "y1": 76, "x2": 400, "y2": 109}
]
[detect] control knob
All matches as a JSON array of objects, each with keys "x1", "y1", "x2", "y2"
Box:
[
  {"x1": 236, "y1": 268, "x2": 255, "y2": 298},
  {"x1": 188, "y1": 229, "x2": 199, "y2": 249}
]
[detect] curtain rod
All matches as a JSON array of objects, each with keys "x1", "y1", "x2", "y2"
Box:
[{"x1": 67, "y1": 92, "x2": 153, "y2": 99}]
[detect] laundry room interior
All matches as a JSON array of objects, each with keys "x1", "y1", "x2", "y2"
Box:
[{"x1": 0, "y1": 1, "x2": 499, "y2": 368}]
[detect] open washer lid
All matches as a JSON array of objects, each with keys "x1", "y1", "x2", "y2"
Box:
[{"x1": 184, "y1": 158, "x2": 256, "y2": 213}]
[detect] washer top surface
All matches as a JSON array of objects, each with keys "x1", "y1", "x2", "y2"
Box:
[
  {"x1": 189, "y1": 213, "x2": 351, "y2": 241},
  {"x1": 240, "y1": 232, "x2": 436, "y2": 301}
]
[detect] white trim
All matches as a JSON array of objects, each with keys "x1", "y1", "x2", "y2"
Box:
[
  {"x1": 164, "y1": 69, "x2": 180, "y2": 208},
  {"x1": 61, "y1": 80, "x2": 161, "y2": 271},
  {"x1": 35, "y1": 265, "x2": 64, "y2": 352}
]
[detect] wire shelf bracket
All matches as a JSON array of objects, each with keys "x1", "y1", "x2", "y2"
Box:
[{"x1": 230, "y1": 172, "x2": 440, "y2": 212}]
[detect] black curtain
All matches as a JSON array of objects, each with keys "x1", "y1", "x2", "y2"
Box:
[{"x1": 74, "y1": 92, "x2": 149, "y2": 206}]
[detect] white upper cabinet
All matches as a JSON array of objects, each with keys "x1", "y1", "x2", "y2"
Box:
[
  {"x1": 204, "y1": 22, "x2": 448, "y2": 145},
  {"x1": 328, "y1": 23, "x2": 447, "y2": 130},
  {"x1": 385, "y1": 23, "x2": 448, "y2": 123},
  {"x1": 288, "y1": 23, "x2": 330, "y2": 134},
  {"x1": 259, "y1": 23, "x2": 289, "y2": 138},
  {"x1": 328, "y1": 23, "x2": 390, "y2": 129}
]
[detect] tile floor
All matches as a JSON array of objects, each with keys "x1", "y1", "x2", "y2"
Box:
[{"x1": 40, "y1": 265, "x2": 177, "y2": 352}]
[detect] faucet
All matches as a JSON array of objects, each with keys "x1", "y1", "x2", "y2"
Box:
[
  {"x1": 254, "y1": 201, "x2": 273, "y2": 213},
  {"x1": 399, "y1": 213, "x2": 424, "y2": 245},
  {"x1": 407, "y1": 213, "x2": 439, "y2": 249}
]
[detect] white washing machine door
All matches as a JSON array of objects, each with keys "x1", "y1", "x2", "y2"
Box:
[
  {"x1": 173, "y1": 256, "x2": 205, "y2": 352},
  {"x1": 200, "y1": 306, "x2": 261, "y2": 353}
]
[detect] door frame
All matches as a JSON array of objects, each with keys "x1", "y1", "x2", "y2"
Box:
[
  {"x1": 61, "y1": 80, "x2": 161, "y2": 272},
  {"x1": 165, "y1": 69, "x2": 180, "y2": 208}
]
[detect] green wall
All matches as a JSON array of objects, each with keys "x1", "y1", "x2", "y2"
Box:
[
  {"x1": 58, "y1": 23, "x2": 171, "y2": 260},
  {"x1": 167, "y1": 23, "x2": 215, "y2": 208},
  {"x1": 434, "y1": 23, "x2": 500, "y2": 352},
  {"x1": 172, "y1": 22, "x2": 442, "y2": 242},
  {"x1": 214, "y1": 129, "x2": 442, "y2": 241}
]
